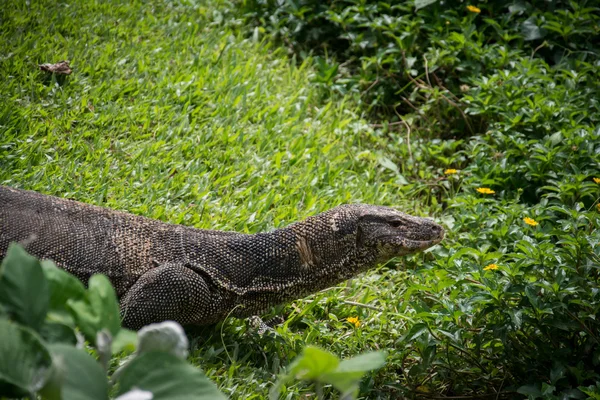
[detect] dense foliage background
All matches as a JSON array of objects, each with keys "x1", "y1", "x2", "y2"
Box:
[{"x1": 1, "y1": 0, "x2": 599, "y2": 398}]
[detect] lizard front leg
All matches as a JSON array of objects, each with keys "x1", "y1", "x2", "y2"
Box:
[{"x1": 120, "y1": 264, "x2": 223, "y2": 330}]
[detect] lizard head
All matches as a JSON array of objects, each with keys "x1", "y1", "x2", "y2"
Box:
[{"x1": 351, "y1": 204, "x2": 444, "y2": 259}]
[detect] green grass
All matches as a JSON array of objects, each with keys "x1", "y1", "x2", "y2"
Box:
[
  {"x1": 3, "y1": 0, "x2": 600, "y2": 398},
  {"x1": 0, "y1": 1, "x2": 434, "y2": 398},
  {"x1": 0, "y1": 1, "x2": 421, "y2": 228}
]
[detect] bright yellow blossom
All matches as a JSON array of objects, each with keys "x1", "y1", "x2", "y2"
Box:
[
  {"x1": 483, "y1": 264, "x2": 499, "y2": 271},
  {"x1": 593, "y1": 177, "x2": 600, "y2": 184},
  {"x1": 523, "y1": 217, "x2": 538, "y2": 226},
  {"x1": 346, "y1": 317, "x2": 360, "y2": 328},
  {"x1": 467, "y1": 5, "x2": 481, "y2": 13},
  {"x1": 476, "y1": 187, "x2": 495, "y2": 194},
  {"x1": 444, "y1": 169, "x2": 459, "y2": 175}
]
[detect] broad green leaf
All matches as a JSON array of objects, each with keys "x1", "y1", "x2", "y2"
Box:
[
  {"x1": 404, "y1": 323, "x2": 429, "y2": 341},
  {"x1": 40, "y1": 343, "x2": 109, "y2": 400},
  {"x1": 39, "y1": 321, "x2": 78, "y2": 345},
  {"x1": 116, "y1": 352, "x2": 226, "y2": 400},
  {"x1": 136, "y1": 321, "x2": 187, "y2": 359},
  {"x1": 287, "y1": 346, "x2": 340, "y2": 380},
  {"x1": 270, "y1": 346, "x2": 340, "y2": 399},
  {"x1": 336, "y1": 351, "x2": 387, "y2": 374},
  {"x1": 415, "y1": 0, "x2": 438, "y2": 10},
  {"x1": 548, "y1": 131, "x2": 562, "y2": 146},
  {"x1": 0, "y1": 243, "x2": 49, "y2": 329},
  {"x1": 517, "y1": 384, "x2": 542, "y2": 398},
  {"x1": 41, "y1": 259, "x2": 86, "y2": 317},
  {"x1": 322, "y1": 351, "x2": 387, "y2": 395},
  {"x1": 508, "y1": 2, "x2": 527, "y2": 13},
  {"x1": 521, "y1": 18, "x2": 545, "y2": 41},
  {"x1": 377, "y1": 156, "x2": 409, "y2": 185},
  {"x1": 377, "y1": 156, "x2": 399, "y2": 174},
  {"x1": 0, "y1": 318, "x2": 53, "y2": 397},
  {"x1": 68, "y1": 274, "x2": 121, "y2": 343},
  {"x1": 88, "y1": 274, "x2": 121, "y2": 334}
]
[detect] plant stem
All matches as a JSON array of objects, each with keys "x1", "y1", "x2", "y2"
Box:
[{"x1": 316, "y1": 382, "x2": 324, "y2": 399}]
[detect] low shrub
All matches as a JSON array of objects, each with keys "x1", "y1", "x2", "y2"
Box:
[{"x1": 239, "y1": 0, "x2": 600, "y2": 397}]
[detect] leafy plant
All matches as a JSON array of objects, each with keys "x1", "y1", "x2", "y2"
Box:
[
  {"x1": 0, "y1": 244, "x2": 225, "y2": 399},
  {"x1": 270, "y1": 346, "x2": 386, "y2": 400}
]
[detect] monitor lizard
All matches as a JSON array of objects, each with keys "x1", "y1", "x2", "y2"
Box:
[{"x1": 0, "y1": 185, "x2": 444, "y2": 329}]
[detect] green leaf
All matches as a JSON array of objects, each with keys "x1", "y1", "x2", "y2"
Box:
[
  {"x1": 521, "y1": 18, "x2": 545, "y2": 41},
  {"x1": 272, "y1": 347, "x2": 385, "y2": 399},
  {"x1": 548, "y1": 131, "x2": 562, "y2": 146},
  {"x1": 415, "y1": 0, "x2": 438, "y2": 10},
  {"x1": 270, "y1": 346, "x2": 340, "y2": 399},
  {"x1": 112, "y1": 328, "x2": 138, "y2": 355},
  {"x1": 377, "y1": 156, "x2": 409, "y2": 185},
  {"x1": 0, "y1": 243, "x2": 49, "y2": 329},
  {"x1": 136, "y1": 321, "x2": 187, "y2": 359},
  {"x1": 378, "y1": 156, "x2": 399, "y2": 174},
  {"x1": 404, "y1": 323, "x2": 429, "y2": 341},
  {"x1": 116, "y1": 352, "x2": 226, "y2": 400},
  {"x1": 41, "y1": 259, "x2": 86, "y2": 318},
  {"x1": 322, "y1": 351, "x2": 387, "y2": 395},
  {"x1": 0, "y1": 318, "x2": 53, "y2": 397},
  {"x1": 39, "y1": 321, "x2": 78, "y2": 345},
  {"x1": 40, "y1": 343, "x2": 109, "y2": 400},
  {"x1": 517, "y1": 384, "x2": 542, "y2": 398},
  {"x1": 287, "y1": 346, "x2": 340, "y2": 380},
  {"x1": 68, "y1": 274, "x2": 121, "y2": 344}
]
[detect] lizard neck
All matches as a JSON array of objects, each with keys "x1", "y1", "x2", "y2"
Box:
[
  {"x1": 226, "y1": 211, "x2": 381, "y2": 318},
  {"x1": 243, "y1": 208, "x2": 380, "y2": 296}
]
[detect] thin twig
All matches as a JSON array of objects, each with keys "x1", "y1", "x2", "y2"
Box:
[
  {"x1": 495, "y1": 375, "x2": 507, "y2": 400},
  {"x1": 398, "y1": 115, "x2": 413, "y2": 163},
  {"x1": 565, "y1": 309, "x2": 599, "y2": 344},
  {"x1": 221, "y1": 304, "x2": 243, "y2": 364},
  {"x1": 433, "y1": 72, "x2": 461, "y2": 102},
  {"x1": 530, "y1": 40, "x2": 547, "y2": 60},
  {"x1": 423, "y1": 55, "x2": 432, "y2": 88},
  {"x1": 464, "y1": 278, "x2": 484, "y2": 286},
  {"x1": 316, "y1": 382, "x2": 324, "y2": 399},
  {"x1": 437, "y1": 92, "x2": 475, "y2": 135},
  {"x1": 401, "y1": 96, "x2": 431, "y2": 126},
  {"x1": 427, "y1": 326, "x2": 489, "y2": 374},
  {"x1": 361, "y1": 78, "x2": 380, "y2": 96}
]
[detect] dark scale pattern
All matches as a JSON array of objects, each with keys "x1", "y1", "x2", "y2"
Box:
[{"x1": 0, "y1": 186, "x2": 444, "y2": 329}]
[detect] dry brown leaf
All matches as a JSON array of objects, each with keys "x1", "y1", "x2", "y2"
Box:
[{"x1": 39, "y1": 60, "x2": 72, "y2": 75}]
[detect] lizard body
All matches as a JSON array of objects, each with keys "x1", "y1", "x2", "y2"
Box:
[{"x1": 0, "y1": 185, "x2": 444, "y2": 329}]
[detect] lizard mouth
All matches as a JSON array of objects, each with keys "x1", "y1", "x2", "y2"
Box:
[{"x1": 379, "y1": 228, "x2": 444, "y2": 255}]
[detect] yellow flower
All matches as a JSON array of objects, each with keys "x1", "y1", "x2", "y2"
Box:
[
  {"x1": 476, "y1": 187, "x2": 495, "y2": 194},
  {"x1": 444, "y1": 169, "x2": 459, "y2": 175},
  {"x1": 523, "y1": 217, "x2": 538, "y2": 226},
  {"x1": 467, "y1": 5, "x2": 481, "y2": 13},
  {"x1": 484, "y1": 263, "x2": 499, "y2": 271},
  {"x1": 597, "y1": 203, "x2": 600, "y2": 212},
  {"x1": 346, "y1": 317, "x2": 360, "y2": 328},
  {"x1": 593, "y1": 177, "x2": 600, "y2": 184}
]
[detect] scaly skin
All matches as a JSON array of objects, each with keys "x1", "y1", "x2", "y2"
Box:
[{"x1": 0, "y1": 185, "x2": 444, "y2": 329}]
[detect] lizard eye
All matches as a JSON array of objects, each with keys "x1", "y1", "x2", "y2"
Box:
[{"x1": 389, "y1": 220, "x2": 403, "y2": 228}]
